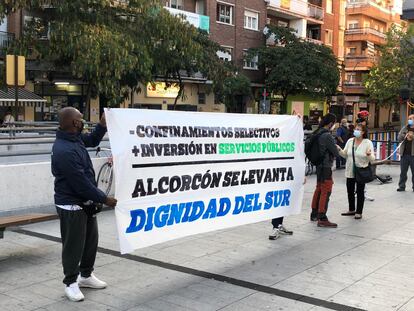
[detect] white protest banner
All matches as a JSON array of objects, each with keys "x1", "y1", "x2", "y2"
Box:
[{"x1": 105, "y1": 109, "x2": 305, "y2": 254}]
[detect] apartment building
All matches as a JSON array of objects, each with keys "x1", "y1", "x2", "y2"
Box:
[
  {"x1": 341, "y1": 0, "x2": 402, "y2": 127},
  {"x1": 136, "y1": 0, "x2": 268, "y2": 114},
  {"x1": 1, "y1": 1, "x2": 346, "y2": 121},
  {"x1": 266, "y1": 0, "x2": 346, "y2": 124}
]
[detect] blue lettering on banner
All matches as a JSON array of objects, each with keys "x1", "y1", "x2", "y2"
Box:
[{"x1": 125, "y1": 190, "x2": 292, "y2": 234}]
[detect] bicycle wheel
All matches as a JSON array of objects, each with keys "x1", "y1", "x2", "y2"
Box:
[{"x1": 96, "y1": 162, "x2": 113, "y2": 195}]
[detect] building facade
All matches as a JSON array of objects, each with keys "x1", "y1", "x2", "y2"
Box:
[
  {"x1": 1, "y1": 0, "x2": 346, "y2": 122},
  {"x1": 131, "y1": 0, "x2": 268, "y2": 115},
  {"x1": 266, "y1": 0, "x2": 346, "y2": 125},
  {"x1": 339, "y1": 0, "x2": 402, "y2": 128}
]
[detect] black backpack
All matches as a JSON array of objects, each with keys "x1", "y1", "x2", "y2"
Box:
[{"x1": 305, "y1": 129, "x2": 325, "y2": 166}]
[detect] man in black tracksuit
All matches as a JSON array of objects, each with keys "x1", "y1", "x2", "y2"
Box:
[{"x1": 52, "y1": 107, "x2": 117, "y2": 302}]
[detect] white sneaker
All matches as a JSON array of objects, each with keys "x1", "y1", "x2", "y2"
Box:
[
  {"x1": 268, "y1": 228, "x2": 280, "y2": 240},
  {"x1": 65, "y1": 283, "x2": 84, "y2": 302},
  {"x1": 78, "y1": 273, "x2": 107, "y2": 289},
  {"x1": 278, "y1": 224, "x2": 293, "y2": 235}
]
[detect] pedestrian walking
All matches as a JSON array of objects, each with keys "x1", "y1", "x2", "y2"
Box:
[
  {"x1": 309, "y1": 113, "x2": 340, "y2": 228},
  {"x1": 3, "y1": 109, "x2": 16, "y2": 138},
  {"x1": 397, "y1": 114, "x2": 414, "y2": 192},
  {"x1": 52, "y1": 107, "x2": 117, "y2": 302},
  {"x1": 337, "y1": 124, "x2": 375, "y2": 219}
]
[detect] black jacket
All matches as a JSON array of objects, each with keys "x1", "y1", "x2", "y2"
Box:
[
  {"x1": 52, "y1": 124, "x2": 107, "y2": 205},
  {"x1": 317, "y1": 128, "x2": 340, "y2": 168}
]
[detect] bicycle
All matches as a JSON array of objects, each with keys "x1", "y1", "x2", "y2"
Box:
[{"x1": 96, "y1": 147, "x2": 114, "y2": 195}]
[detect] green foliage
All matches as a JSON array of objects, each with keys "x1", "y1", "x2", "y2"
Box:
[
  {"x1": 216, "y1": 73, "x2": 252, "y2": 111},
  {"x1": 363, "y1": 25, "x2": 409, "y2": 109},
  {"x1": 252, "y1": 25, "x2": 339, "y2": 102},
  {"x1": 0, "y1": 0, "x2": 231, "y2": 112}
]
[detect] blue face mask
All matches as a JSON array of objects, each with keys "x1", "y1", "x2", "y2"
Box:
[
  {"x1": 354, "y1": 130, "x2": 362, "y2": 138},
  {"x1": 408, "y1": 119, "x2": 413, "y2": 126}
]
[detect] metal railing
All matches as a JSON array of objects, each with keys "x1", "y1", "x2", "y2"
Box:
[
  {"x1": 346, "y1": 0, "x2": 393, "y2": 14},
  {"x1": 345, "y1": 27, "x2": 387, "y2": 39},
  {"x1": 0, "y1": 121, "x2": 104, "y2": 143},
  {"x1": 305, "y1": 37, "x2": 323, "y2": 45},
  {"x1": 307, "y1": 3, "x2": 324, "y2": 20},
  {"x1": 0, "y1": 122, "x2": 109, "y2": 158},
  {"x1": 344, "y1": 81, "x2": 364, "y2": 87}
]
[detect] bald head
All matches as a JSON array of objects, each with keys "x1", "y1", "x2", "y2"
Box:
[{"x1": 58, "y1": 107, "x2": 83, "y2": 132}]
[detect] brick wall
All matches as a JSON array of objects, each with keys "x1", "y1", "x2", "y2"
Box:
[{"x1": 206, "y1": 0, "x2": 266, "y2": 83}]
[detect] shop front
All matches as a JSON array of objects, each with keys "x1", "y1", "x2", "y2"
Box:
[
  {"x1": 0, "y1": 87, "x2": 46, "y2": 122},
  {"x1": 33, "y1": 82, "x2": 88, "y2": 121}
]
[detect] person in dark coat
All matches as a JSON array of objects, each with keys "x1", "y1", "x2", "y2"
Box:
[{"x1": 52, "y1": 107, "x2": 117, "y2": 302}]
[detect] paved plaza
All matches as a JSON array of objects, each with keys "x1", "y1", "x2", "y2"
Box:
[{"x1": 1, "y1": 165, "x2": 414, "y2": 311}]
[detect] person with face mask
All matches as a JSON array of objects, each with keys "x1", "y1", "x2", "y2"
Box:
[
  {"x1": 337, "y1": 124, "x2": 375, "y2": 219},
  {"x1": 310, "y1": 113, "x2": 340, "y2": 228},
  {"x1": 397, "y1": 114, "x2": 414, "y2": 192},
  {"x1": 52, "y1": 107, "x2": 117, "y2": 302}
]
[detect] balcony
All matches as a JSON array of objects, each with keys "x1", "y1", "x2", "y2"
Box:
[
  {"x1": 165, "y1": 7, "x2": 210, "y2": 32},
  {"x1": 267, "y1": 0, "x2": 324, "y2": 23},
  {"x1": 345, "y1": 54, "x2": 377, "y2": 70},
  {"x1": 0, "y1": 31, "x2": 14, "y2": 57},
  {"x1": 345, "y1": 27, "x2": 386, "y2": 45},
  {"x1": 346, "y1": 0, "x2": 399, "y2": 22},
  {"x1": 308, "y1": 3, "x2": 324, "y2": 21},
  {"x1": 343, "y1": 81, "x2": 366, "y2": 94},
  {"x1": 305, "y1": 37, "x2": 323, "y2": 45}
]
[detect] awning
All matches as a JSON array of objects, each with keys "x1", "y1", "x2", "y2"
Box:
[{"x1": 0, "y1": 88, "x2": 47, "y2": 107}]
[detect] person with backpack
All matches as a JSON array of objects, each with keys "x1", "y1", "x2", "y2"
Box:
[{"x1": 306, "y1": 113, "x2": 340, "y2": 228}]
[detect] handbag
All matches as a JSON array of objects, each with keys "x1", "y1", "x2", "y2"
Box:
[{"x1": 352, "y1": 139, "x2": 374, "y2": 184}]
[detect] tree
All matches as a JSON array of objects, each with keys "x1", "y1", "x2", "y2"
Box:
[
  {"x1": 215, "y1": 74, "x2": 252, "y2": 113},
  {"x1": 0, "y1": 0, "x2": 231, "y2": 117},
  {"x1": 363, "y1": 25, "x2": 410, "y2": 122},
  {"x1": 251, "y1": 25, "x2": 340, "y2": 112}
]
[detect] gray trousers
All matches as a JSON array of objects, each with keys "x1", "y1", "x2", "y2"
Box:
[
  {"x1": 398, "y1": 155, "x2": 414, "y2": 190},
  {"x1": 56, "y1": 207, "x2": 98, "y2": 286}
]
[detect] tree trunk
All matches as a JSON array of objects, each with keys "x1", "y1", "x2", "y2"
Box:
[
  {"x1": 173, "y1": 74, "x2": 184, "y2": 111},
  {"x1": 388, "y1": 105, "x2": 392, "y2": 123}
]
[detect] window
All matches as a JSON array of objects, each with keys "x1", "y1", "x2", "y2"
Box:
[
  {"x1": 168, "y1": 0, "x2": 183, "y2": 10},
  {"x1": 346, "y1": 73, "x2": 356, "y2": 83},
  {"x1": 244, "y1": 10, "x2": 259, "y2": 31},
  {"x1": 243, "y1": 50, "x2": 258, "y2": 70},
  {"x1": 348, "y1": 21, "x2": 359, "y2": 29},
  {"x1": 348, "y1": 47, "x2": 357, "y2": 55},
  {"x1": 198, "y1": 93, "x2": 206, "y2": 105},
  {"x1": 325, "y1": 30, "x2": 333, "y2": 46},
  {"x1": 364, "y1": 21, "x2": 370, "y2": 28},
  {"x1": 217, "y1": 47, "x2": 232, "y2": 62},
  {"x1": 217, "y1": 3, "x2": 234, "y2": 25},
  {"x1": 326, "y1": 0, "x2": 333, "y2": 14},
  {"x1": 278, "y1": 20, "x2": 289, "y2": 28}
]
